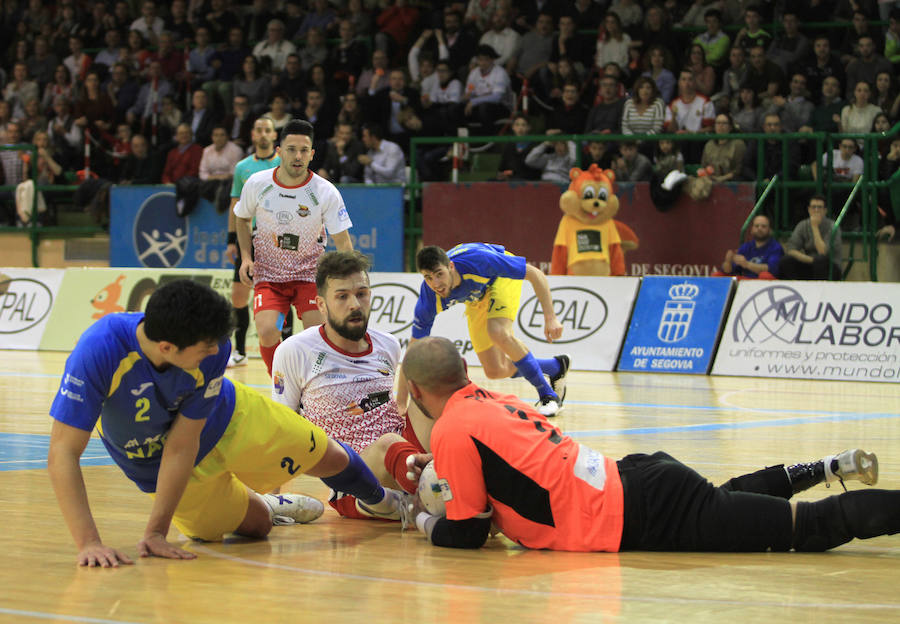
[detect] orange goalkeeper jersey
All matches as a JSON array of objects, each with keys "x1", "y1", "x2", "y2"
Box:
[{"x1": 431, "y1": 383, "x2": 624, "y2": 552}]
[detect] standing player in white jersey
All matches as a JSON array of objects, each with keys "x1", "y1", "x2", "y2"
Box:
[
  {"x1": 272, "y1": 251, "x2": 426, "y2": 519},
  {"x1": 235, "y1": 119, "x2": 354, "y2": 376},
  {"x1": 225, "y1": 116, "x2": 280, "y2": 368}
]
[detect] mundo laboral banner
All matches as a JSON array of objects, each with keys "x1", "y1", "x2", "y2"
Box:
[
  {"x1": 712, "y1": 281, "x2": 900, "y2": 382},
  {"x1": 618, "y1": 276, "x2": 733, "y2": 374},
  {"x1": 0, "y1": 268, "x2": 65, "y2": 349},
  {"x1": 367, "y1": 274, "x2": 639, "y2": 371}
]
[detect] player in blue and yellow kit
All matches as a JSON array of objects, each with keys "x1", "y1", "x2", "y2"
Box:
[
  {"x1": 399, "y1": 243, "x2": 569, "y2": 417},
  {"x1": 225, "y1": 116, "x2": 281, "y2": 367},
  {"x1": 48, "y1": 280, "x2": 408, "y2": 567}
]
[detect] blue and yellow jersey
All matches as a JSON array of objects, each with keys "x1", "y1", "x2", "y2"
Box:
[
  {"x1": 412, "y1": 243, "x2": 527, "y2": 338},
  {"x1": 49, "y1": 313, "x2": 235, "y2": 493},
  {"x1": 231, "y1": 151, "x2": 281, "y2": 198}
]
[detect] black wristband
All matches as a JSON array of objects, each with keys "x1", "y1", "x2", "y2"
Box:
[{"x1": 227, "y1": 232, "x2": 237, "y2": 245}]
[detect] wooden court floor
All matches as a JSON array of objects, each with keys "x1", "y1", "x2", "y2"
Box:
[{"x1": 0, "y1": 350, "x2": 898, "y2": 624}]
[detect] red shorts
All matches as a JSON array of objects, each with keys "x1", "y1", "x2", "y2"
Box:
[{"x1": 253, "y1": 280, "x2": 318, "y2": 316}]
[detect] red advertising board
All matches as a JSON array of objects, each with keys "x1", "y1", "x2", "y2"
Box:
[{"x1": 422, "y1": 181, "x2": 756, "y2": 276}]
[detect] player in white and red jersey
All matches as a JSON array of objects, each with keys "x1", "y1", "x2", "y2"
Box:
[
  {"x1": 272, "y1": 250, "x2": 426, "y2": 519},
  {"x1": 235, "y1": 119, "x2": 354, "y2": 375}
]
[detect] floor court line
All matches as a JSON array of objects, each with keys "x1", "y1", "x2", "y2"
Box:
[
  {"x1": 191, "y1": 546, "x2": 900, "y2": 611},
  {"x1": 0, "y1": 607, "x2": 140, "y2": 624}
]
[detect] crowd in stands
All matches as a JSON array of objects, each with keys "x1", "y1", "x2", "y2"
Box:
[{"x1": 0, "y1": 0, "x2": 897, "y2": 251}]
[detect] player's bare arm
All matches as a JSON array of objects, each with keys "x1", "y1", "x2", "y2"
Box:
[
  {"x1": 524, "y1": 264, "x2": 562, "y2": 342},
  {"x1": 236, "y1": 215, "x2": 255, "y2": 287},
  {"x1": 331, "y1": 229, "x2": 353, "y2": 252},
  {"x1": 227, "y1": 198, "x2": 240, "y2": 264},
  {"x1": 137, "y1": 414, "x2": 206, "y2": 560},
  {"x1": 48, "y1": 419, "x2": 134, "y2": 567}
]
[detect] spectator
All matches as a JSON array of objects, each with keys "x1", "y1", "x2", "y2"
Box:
[
  {"x1": 769, "y1": 73, "x2": 814, "y2": 133},
  {"x1": 701, "y1": 113, "x2": 746, "y2": 183},
  {"x1": 741, "y1": 113, "x2": 800, "y2": 182},
  {"x1": 150, "y1": 31, "x2": 183, "y2": 80},
  {"x1": 479, "y1": 8, "x2": 521, "y2": 69},
  {"x1": 595, "y1": 13, "x2": 631, "y2": 75},
  {"x1": 202, "y1": 0, "x2": 240, "y2": 44},
  {"x1": 94, "y1": 29, "x2": 125, "y2": 73},
  {"x1": 127, "y1": 61, "x2": 174, "y2": 129},
  {"x1": 546, "y1": 82, "x2": 589, "y2": 135},
  {"x1": 839, "y1": 12, "x2": 882, "y2": 66},
  {"x1": 634, "y1": 4, "x2": 679, "y2": 66},
  {"x1": 421, "y1": 60, "x2": 463, "y2": 136},
  {"x1": 319, "y1": 122, "x2": 365, "y2": 183},
  {"x1": 875, "y1": 71, "x2": 898, "y2": 117},
  {"x1": 734, "y1": 5, "x2": 771, "y2": 52},
  {"x1": 222, "y1": 95, "x2": 253, "y2": 150},
  {"x1": 877, "y1": 136, "x2": 900, "y2": 242},
  {"x1": 158, "y1": 95, "x2": 184, "y2": 146},
  {"x1": 800, "y1": 36, "x2": 846, "y2": 106},
  {"x1": 207, "y1": 27, "x2": 250, "y2": 112},
  {"x1": 123, "y1": 29, "x2": 151, "y2": 76},
  {"x1": 608, "y1": 0, "x2": 643, "y2": 33},
  {"x1": 187, "y1": 27, "x2": 217, "y2": 86},
  {"x1": 357, "y1": 49, "x2": 391, "y2": 98},
  {"x1": 548, "y1": 13, "x2": 592, "y2": 71},
  {"x1": 713, "y1": 46, "x2": 748, "y2": 114},
  {"x1": 653, "y1": 138, "x2": 684, "y2": 177},
  {"x1": 162, "y1": 123, "x2": 203, "y2": 184},
  {"x1": 300, "y1": 87, "x2": 334, "y2": 161},
  {"x1": 295, "y1": 0, "x2": 337, "y2": 39},
  {"x1": 886, "y1": 8, "x2": 900, "y2": 65},
  {"x1": 346, "y1": 0, "x2": 373, "y2": 38},
  {"x1": 336, "y1": 92, "x2": 364, "y2": 133},
  {"x1": 621, "y1": 76, "x2": 665, "y2": 139},
  {"x1": 804, "y1": 76, "x2": 845, "y2": 133},
  {"x1": 585, "y1": 75, "x2": 625, "y2": 134},
  {"x1": 199, "y1": 125, "x2": 243, "y2": 212},
  {"x1": 685, "y1": 44, "x2": 716, "y2": 98},
  {"x1": 497, "y1": 114, "x2": 541, "y2": 181},
  {"x1": 307, "y1": 64, "x2": 340, "y2": 117},
  {"x1": 767, "y1": 12, "x2": 809, "y2": 74},
  {"x1": 187, "y1": 90, "x2": 217, "y2": 147},
  {"x1": 613, "y1": 140, "x2": 653, "y2": 182},
  {"x1": 359, "y1": 123, "x2": 406, "y2": 184},
  {"x1": 845, "y1": 36, "x2": 892, "y2": 100},
  {"x1": 0, "y1": 102, "x2": 10, "y2": 144},
  {"x1": 509, "y1": 12, "x2": 553, "y2": 85},
  {"x1": 364, "y1": 68, "x2": 423, "y2": 148},
  {"x1": 571, "y1": 0, "x2": 604, "y2": 31},
  {"x1": 105, "y1": 62, "x2": 138, "y2": 126},
  {"x1": 47, "y1": 96, "x2": 82, "y2": 167},
  {"x1": 715, "y1": 214, "x2": 783, "y2": 279},
  {"x1": 464, "y1": 0, "x2": 498, "y2": 33},
  {"x1": 693, "y1": 9, "x2": 730, "y2": 69},
  {"x1": 232, "y1": 55, "x2": 271, "y2": 116},
  {"x1": 4, "y1": 62, "x2": 39, "y2": 120},
  {"x1": 375, "y1": 0, "x2": 420, "y2": 59},
  {"x1": 165, "y1": 0, "x2": 193, "y2": 42},
  {"x1": 119, "y1": 132, "x2": 161, "y2": 184},
  {"x1": 16, "y1": 129, "x2": 64, "y2": 225},
  {"x1": 26, "y1": 36, "x2": 58, "y2": 89},
  {"x1": 524, "y1": 132, "x2": 576, "y2": 184},
  {"x1": 265, "y1": 94, "x2": 292, "y2": 133},
  {"x1": 329, "y1": 19, "x2": 368, "y2": 85},
  {"x1": 462, "y1": 45, "x2": 512, "y2": 135},
  {"x1": 273, "y1": 54, "x2": 306, "y2": 114},
  {"x1": 130, "y1": 0, "x2": 164, "y2": 46},
  {"x1": 745, "y1": 44, "x2": 784, "y2": 106},
  {"x1": 251, "y1": 19, "x2": 296, "y2": 74},
  {"x1": 779, "y1": 195, "x2": 843, "y2": 280},
  {"x1": 840, "y1": 81, "x2": 882, "y2": 134},
  {"x1": 665, "y1": 68, "x2": 715, "y2": 161},
  {"x1": 243, "y1": 0, "x2": 274, "y2": 44},
  {"x1": 584, "y1": 139, "x2": 616, "y2": 170},
  {"x1": 0, "y1": 122, "x2": 28, "y2": 225},
  {"x1": 19, "y1": 98, "x2": 47, "y2": 142},
  {"x1": 299, "y1": 26, "x2": 328, "y2": 73},
  {"x1": 811, "y1": 138, "x2": 864, "y2": 218},
  {"x1": 872, "y1": 112, "x2": 893, "y2": 155},
  {"x1": 536, "y1": 56, "x2": 583, "y2": 108},
  {"x1": 42, "y1": 65, "x2": 74, "y2": 117},
  {"x1": 642, "y1": 45, "x2": 676, "y2": 104}
]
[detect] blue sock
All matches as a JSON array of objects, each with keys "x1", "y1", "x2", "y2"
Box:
[
  {"x1": 537, "y1": 357, "x2": 562, "y2": 378},
  {"x1": 320, "y1": 441, "x2": 385, "y2": 505},
  {"x1": 513, "y1": 352, "x2": 556, "y2": 400}
]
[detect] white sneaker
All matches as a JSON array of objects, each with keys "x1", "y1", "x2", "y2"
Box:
[
  {"x1": 356, "y1": 488, "x2": 414, "y2": 529},
  {"x1": 536, "y1": 395, "x2": 560, "y2": 417},
  {"x1": 227, "y1": 353, "x2": 248, "y2": 368},
  {"x1": 262, "y1": 493, "x2": 324, "y2": 525},
  {"x1": 549, "y1": 355, "x2": 570, "y2": 407},
  {"x1": 825, "y1": 449, "x2": 879, "y2": 486}
]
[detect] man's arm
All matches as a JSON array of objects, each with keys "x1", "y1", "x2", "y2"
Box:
[
  {"x1": 227, "y1": 197, "x2": 239, "y2": 265},
  {"x1": 136, "y1": 414, "x2": 206, "y2": 560},
  {"x1": 48, "y1": 419, "x2": 134, "y2": 567},
  {"x1": 394, "y1": 337, "x2": 417, "y2": 417},
  {"x1": 331, "y1": 229, "x2": 353, "y2": 252},
  {"x1": 524, "y1": 264, "x2": 562, "y2": 342},
  {"x1": 810, "y1": 216, "x2": 827, "y2": 255},
  {"x1": 235, "y1": 215, "x2": 254, "y2": 287}
]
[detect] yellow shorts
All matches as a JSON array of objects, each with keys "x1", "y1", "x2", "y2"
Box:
[
  {"x1": 464, "y1": 277, "x2": 523, "y2": 353},
  {"x1": 151, "y1": 381, "x2": 329, "y2": 541}
]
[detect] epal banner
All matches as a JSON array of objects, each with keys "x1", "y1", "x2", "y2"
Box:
[
  {"x1": 0, "y1": 268, "x2": 65, "y2": 349},
  {"x1": 713, "y1": 281, "x2": 900, "y2": 382},
  {"x1": 368, "y1": 274, "x2": 639, "y2": 371}
]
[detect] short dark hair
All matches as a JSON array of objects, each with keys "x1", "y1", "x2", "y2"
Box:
[
  {"x1": 809, "y1": 193, "x2": 827, "y2": 206},
  {"x1": 704, "y1": 9, "x2": 722, "y2": 21},
  {"x1": 362, "y1": 122, "x2": 383, "y2": 140},
  {"x1": 143, "y1": 280, "x2": 233, "y2": 349},
  {"x1": 316, "y1": 250, "x2": 371, "y2": 293},
  {"x1": 416, "y1": 245, "x2": 450, "y2": 272},
  {"x1": 280, "y1": 118, "x2": 314, "y2": 144}
]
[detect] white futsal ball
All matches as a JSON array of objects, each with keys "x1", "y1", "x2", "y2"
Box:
[{"x1": 416, "y1": 460, "x2": 446, "y2": 517}]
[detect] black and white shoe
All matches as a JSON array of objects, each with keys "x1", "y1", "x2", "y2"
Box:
[
  {"x1": 549, "y1": 355, "x2": 570, "y2": 407},
  {"x1": 536, "y1": 395, "x2": 561, "y2": 417}
]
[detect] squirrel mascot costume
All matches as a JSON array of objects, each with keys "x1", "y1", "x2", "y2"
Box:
[{"x1": 550, "y1": 165, "x2": 638, "y2": 276}]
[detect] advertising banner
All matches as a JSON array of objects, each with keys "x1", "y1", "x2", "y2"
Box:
[
  {"x1": 422, "y1": 182, "x2": 753, "y2": 276},
  {"x1": 712, "y1": 281, "x2": 900, "y2": 383},
  {"x1": 618, "y1": 276, "x2": 733, "y2": 374},
  {"x1": 110, "y1": 185, "x2": 404, "y2": 272},
  {"x1": 39, "y1": 268, "x2": 246, "y2": 351},
  {"x1": 367, "y1": 274, "x2": 640, "y2": 371},
  {"x1": 0, "y1": 268, "x2": 65, "y2": 349}
]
